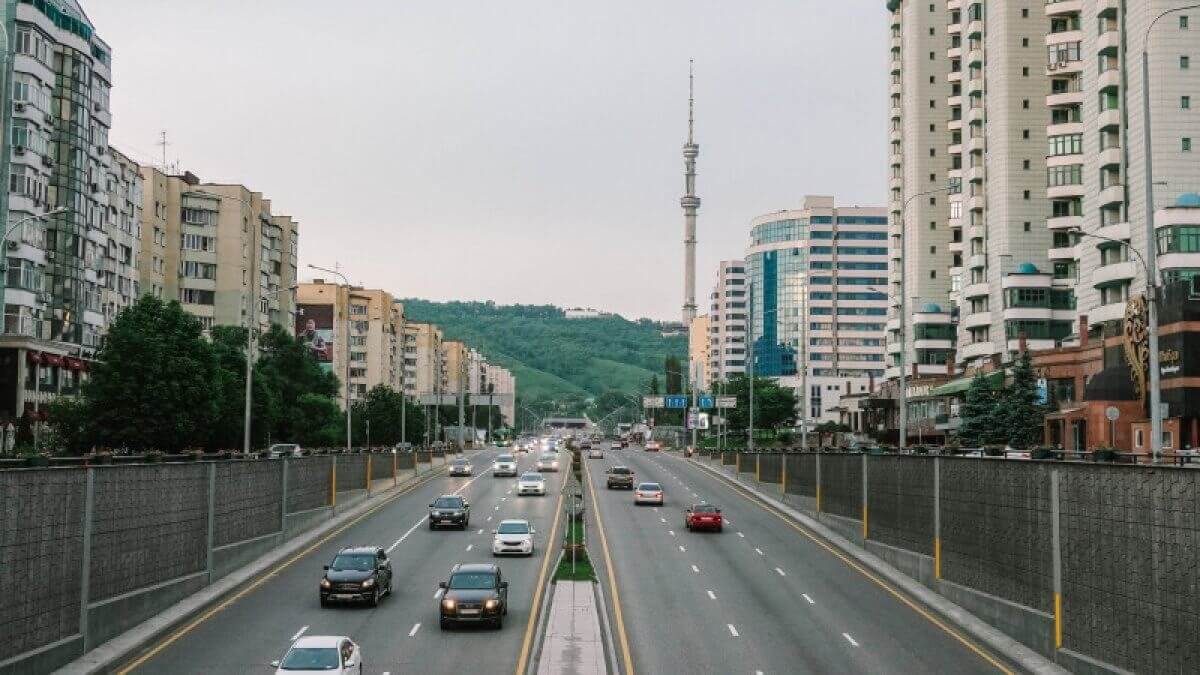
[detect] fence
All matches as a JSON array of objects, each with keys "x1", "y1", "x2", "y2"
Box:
[
  {"x1": 0, "y1": 449, "x2": 452, "y2": 674},
  {"x1": 701, "y1": 451, "x2": 1199, "y2": 674}
]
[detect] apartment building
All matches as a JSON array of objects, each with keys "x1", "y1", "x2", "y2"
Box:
[
  {"x1": 441, "y1": 340, "x2": 469, "y2": 396},
  {"x1": 482, "y1": 362, "x2": 516, "y2": 424},
  {"x1": 138, "y1": 169, "x2": 299, "y2": 334},
  {"x1": 747, "y1": 196, "x2": 889, "y2": 423},
  {"x1": 705, "y1": 260, "x2": 748, "y2": 385},
  {"x1": 687, "y1": 314, "x2": 710, "y2": 388},
  {"x1": 102, "y1": 149, "x2": 142, "y2": 329},
  {"x1": 403, "y1": 321, "x2": 443, "y2": 401},
  {"x1": 296, "y1": 281, "x2": 403, "y2": 408}
]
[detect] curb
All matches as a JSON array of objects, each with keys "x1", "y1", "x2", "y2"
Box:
[
  {"x1": 592, "y1": 578, "x2": 618, "y2": 675},
  {"x1": 55, "y1": 463, "x2": 450, "y2": 675},
  {"x1": 688, "y1": 456, "x2": 1066, "y2": 675},
  {"x1": 525, "y1": 549, "x2": 565, "y2": 675}
]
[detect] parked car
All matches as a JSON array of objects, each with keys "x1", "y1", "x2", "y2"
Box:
[
  {"x1": 438, "y1": 563, "x2": 509, "y2": 629},
  {"x1": 429, "y1": 495, "x2": 470, "y2": 529},
  {"x1": 684, "y1": 503, "x2": 723, "y2": 532},
  {"x1": 606, "y1": 466, "x2": 635, "y2": 490},
  {"x1": 273, "y1": 635, "x2": 362, "y2": 674},
  {"x1": 492, "y1": 519, "x2": 535, "y2": 556},
  {"x1": 318, "y1": 546, "x2": 392, "y2": 607}
]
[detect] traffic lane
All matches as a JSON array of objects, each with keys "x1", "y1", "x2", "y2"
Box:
[
  {"x1": 131, "y1": 449, "x2": 504, "y2": 674},
  {"x1": 640, "y1": 450, "x2": 1003, "y2": 674}
]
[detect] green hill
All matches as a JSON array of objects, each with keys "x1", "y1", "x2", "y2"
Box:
[{"x1": 400, "y1": 300, "x2": 685, "y2": 401}]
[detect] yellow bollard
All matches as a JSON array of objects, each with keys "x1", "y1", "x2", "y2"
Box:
[
  {"x1": 330, "y1": 459, "x2": 337, "y2": 507},
  {"x1": 756, "y1": 455, "x2": 761, "y2": 482},
  {"x1": 392, "y1": 454, "x2": 398, "y2": 487},
  {"x1": 366, "y1": 456, "x2": 373, "y2": 493}
]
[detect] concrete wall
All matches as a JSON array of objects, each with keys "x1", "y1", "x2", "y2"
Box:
[
  {"x1": 0, "y1": 452, "x2": 418, "y2": 674},
  {"x1": 714, "y1": 451, "x2": 1200, "y2": 674}
]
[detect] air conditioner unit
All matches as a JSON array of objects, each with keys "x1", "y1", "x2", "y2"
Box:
[
  {"x1": 14, "y1": 146, "x2": 24, "y2": 155},
  {"x1": 41, "y1": 155, "x2": 52, "y2": 167},
  {"x1": 92, "y1": 102, "x2": 101, "y2": 112},
  {"x1": 5, "y1": 240, "x2": 18, "y2": 251},
  {"x1": 14, "y1": 102, "x2": 24, "y2": 111}
]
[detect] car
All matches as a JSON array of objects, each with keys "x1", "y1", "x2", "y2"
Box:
[
  {"x1": 319, "y1": 546, "x2": 392, "y2": 607},
  {"x1": 438, "y1": 563, "x2": 509, "y2": 629},
  {"x1": 517, "y1": 472, "x2": 547, "y2": 496},
  {"x1": 429, "y1": 495, "x2": 470, "y2": 529},
  {"x1": 448, "y1": 458, "x2": 473, "y2": 476},
  {"x1": 588, "y1": 447, "x2": 604, "y2": 459},
  {"x1": 579, "y1": 439, "x2": 592, "y2": 450},
  {"x1": 605, "y1": 466, "x2": 635, "y2": 489},
  {"x1": 684, "y1": 503, "x2": 723, "y2": 532},
  {"x1": 268, "y1": 443, "x2": 303, "y2": 458},
  {"x1": 495, "y1": 439, "x2": 511, "y2": 447},
  {"x1": 609, "y1": 441, "x2": 622, "y2": 451},
  {"x1": 645, "y1": 441, "x2": 662, "y2": 452},
  {"x1": 492, "y1": 454, "x2": 518, "y2": 477},
  {"x1": 634, "y1": 482, "x2": 664, "y2": 505},
  {"x1": 492, "y1": 519, "x2": 536, "y2": 556},
  {"x1": 536, "y1": 452, "x2": 560, "y2": 472},
  {"x1": 273, "y1": 635, "x2": 362, "y2": 674}
]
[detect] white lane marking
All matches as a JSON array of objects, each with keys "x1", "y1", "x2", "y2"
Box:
[
  {"x1": 500, "y1": 497, "x2": 507, "y2": 501},
  {"x1": 755, "y1": 547, "x2": 764, "y2": 556},
  {"x1": 668, "y1": 530, "x2": 676, "y2": 536},
  {"x1": 466, "y1": 544, "x2": 474, "y2": 552},
  {"x1": 290, "y1": 626, "x2": 308, "y2": 641},
  {"x1": 387, "y1": 516, "x2": 428, "y2": 553},
  {"x1": 843, "y1": 633, "x2": 859, "y2": 647},
  {"x1": 691, "y1": 564, "x2": 700, "y2": 573},
  {"x1": 737, "y1": 531, "x2": 745, "y2": 538},
  {"x1": 679, "y1": 545, "x2": 686, "y2": 552},
  {"x1": 724, "y1": 518, "x2": 732, "y2": 525},
  {"x1": 477, "y1": 529, "x2": 484, "y2": 534},
  {"x1": 706, "y1": 590, "x2": 717, "y2": 600},
  {"x1": 487, "y1": 516, "x2": 493, "y2": 521},
  {"x1": 802, "y1": 593, "x2": 815, "y2": 604},
  {"x1": 408, "y1": 623, "x2": 421, "y2": 637},
  {"x1": 434, "y1": 588, "x2": 444, "y2": 599},
  {"x1": 507, "y1": 489, "x2": 513, "y2": 494},
  {"x1": 494, "y1": 505, "x2": 500, "y2": 511},
  {"x1": 660, "y1": 517, "x2": 667, "y2": 523},
  {"x1": 775, "y1": 567, "x2": 786, "y2": 577},
  {"x1": 755, "y1": 671, "x2": 764, "y2": 675},
  {"x1": 727, "y1": 624, "x2": 740, "y2": 637}
]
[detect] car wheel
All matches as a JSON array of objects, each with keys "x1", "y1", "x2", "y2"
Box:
[
  {"x1": 717, "y1": 526, "x2": 723, "y2": 533},
  {"x1": 320, "y1": 597, "x2": 329, "y2": 608},
  {"x1": 440, "y1": 618, "x2": 449, "y2": 630},
  {"x1": 429, "y1": 521, "x2": 435, "y2": 530},
  {"x1": 367, "y1": 588, "x2": 379, "y2": 608}
]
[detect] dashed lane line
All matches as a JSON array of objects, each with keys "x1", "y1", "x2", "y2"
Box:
[
  {"x1": 803, "y1": 593, "x2": 815, "y2": 604},
  {"x1": 706, "y1": 590, "x2": 717, "y2": 600},
  {"x1": 290, "y1": 626, "x2": 308, "y2": 641},
  {"x1": 408, "y1": 623, "x2": 421, "y2": 637},
  {"x1": 727, "y1": 624, "x2": 740, "y2": 637},
  {"x1": 843, "y1": 633, "x2": 859, "y2": 647}
]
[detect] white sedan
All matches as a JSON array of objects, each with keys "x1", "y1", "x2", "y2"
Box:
[
  {"x1": 492, "y1": 454, "x2": 518, "y2": 477},
  {"x1": 634, "y1": 482, "x2": 664, "y2": 506},
  {"x1": 517, "y1": 472, "x2": 547, "y2": 496},
  {"x1": 492, "y1": 519, "x2": 536, "y2": 556},
  {"x1": 536, "y1": 452, "x2": 560, "y2": 472},
  {"x1": 588, "y1": 447, "x2": 604, "y2": 459},
  {"x1": 273, "y1": 635, "x2": 362, "y2": 674}
]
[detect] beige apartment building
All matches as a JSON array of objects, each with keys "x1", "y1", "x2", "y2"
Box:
[
  {"x1": 440, "y1": 340, "x2": 469, "y2": 396},
  {"x1": 404, "y1": 321, "x2": 444, "y2": 401},
  {"x1": 706, "y1": 260, "x2": 747, "y2": 385},
  {"x1": 688, "y1": 314, "x2": 710, "y2": 388},
  {"x1": 138, "y1": 169, "x2": 299, "y2": 334}
]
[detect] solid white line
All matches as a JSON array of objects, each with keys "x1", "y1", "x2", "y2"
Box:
[
  {"x1": 727, "y1": 624, "x2": 740, "y2": 637},
  {"x1": 668, "y1": 530, "x2": 676, "y2": 536},
  {"x1": 387, "y1": 516, "x2": 428, "y2": 553},
  {"x1": 466, "y1": 544, "x2": 473, "y2": 552},
  {"x1": 487, "y1": 516, "x2": 493, "y2": 521},
  {"x1": 755, "y1": 671, "x2": 763, "y2": 675},
  {"x1": 843, "y1": 633, "x2": 859, "y2": 647},
  {"x1": 706, "y1": 590, "x2": 716, "y2": 600},
  {"x1": 290, "y1": 626, "x2": 308, "y2": 641},
  {"x1": 408, "y1": 623, "x2": 421, "y2": 637},
  {"x1": 691, "y1": 564, "x2": 700, "y2": 573},
  {"x1": 775, "y1": 567, "x2": 786, "y2": 577},
  {"x1": 678, "y1": 545, "x2": 686, "y2": 552},
  {"x1": 737, "y1": 532, "x2": 745, "y2": 538},
  {"x1": 802, "y1": 593, "x2": 814, "y2": 604},
  {"x1": 755, "y1": 547, "x2": 764, "y2": 556}
]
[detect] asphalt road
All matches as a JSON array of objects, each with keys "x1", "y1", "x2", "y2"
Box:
[
  {"x1": 584, "y1": 445, "x2": 1009, "y2": 675},
  {"x1": 125, "y1": 447, "x2": 564, "y2": 675}
]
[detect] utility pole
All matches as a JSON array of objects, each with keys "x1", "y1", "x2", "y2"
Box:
[
  {"x1": 690, "y1": 360, "x2": 699, "y2": 452},
  {"x1": 457, "y1": 355, "x2": 466, "y2": 450},
  {"x1": 748, "y1": 281, "x2": 756, "y2": 452}
]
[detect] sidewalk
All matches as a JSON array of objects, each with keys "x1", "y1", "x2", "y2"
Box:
[{"x1": 537, "y1": 581, "x2": 606, "y2": 675}]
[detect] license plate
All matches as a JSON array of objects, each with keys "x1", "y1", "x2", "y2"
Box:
[
  {"x1": 459, "y1": 608, "x2": 480, "y2": 615},
  {"x1": 331, "y1": 594, "x2": 355, "y2": 600},
  {"x1": 440, "y1": 519, "x2": 454, "y2": 523}
]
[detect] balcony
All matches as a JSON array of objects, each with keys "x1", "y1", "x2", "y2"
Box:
[
  {"x1": 1097, "y1": 68, "x2": 1121, "y2": 91},
  {"x1": 958, "y1": 340, "x2": 996, "y2": 360},
  {"x1": 890, "y1": 128, "x2": 902, "y2": 144},
  {"x1": 1098, "y1": 145, "x2": 1121, "y2": 168},
  {"x1": 966, "y1": 48, "x2": 983, "y2": 66},
  {"x1": 1047, "y1": 214, "x2": 1082, "y2": 230},
  {"x1": 913, "y1": 338, "x2": 955, "y2": 351},
  {"x1": 1045, "y1": 0, "x2": 1082, "y2": 15},
  {"x1": 947, "y1": 22, "x2": 962, "y2": 35},
  {"x1": 947, "y1": 94, "x2": 962, "y2": 108},
  {"x1": 889, "y1": 176, "x2": 902, "y2": 191},
  {"x1": 1046, "y1": 90, "x2": 1084, "y2": 108},
  {"x1": 1089, "y1": 301, "x2": 1126, "y2": 325},
  {"x1": 1047, "y1": 59, "x2": 1083, "y2": 76},
  {"x1": 1007, "y1": 338, "x2": 1057, "y2": 353},
  {"x1": 963, "y1": 281, "x2": 990, "y2": 299},
  {"x1": 948, "y1": 69, "x2": 963, "y2": 83},
  {"x1": 1048, "y1": 183, "x2": 1085, "y2": 199},
  {"x1": 964, "y1": 165, "x2": 985, "y2": 183},
  {"x1": 1095, "y1": 220, "x2": 1130, "y2": 241},
  {"x1": 1098, "y1": 108, "x2": 1121, "y2": 129},
  {"x1": 947, "y1": 46, "x2": 962, "y2": 59},
  {"x1": 1097, "y1": 183, "x2": 1125, "y2": 207},
  {"x1": 1047, "y1": 121, "x2": 1083, "y2": 137},
  {"x1": 965, "y1": 136, "x2": 985, "y2": 154},
  {"x1": 891, "y1": 58, "x2": 901, "y2": 75},
  {"x1": 890, "y1": 106, "x2": 902, "y2": 120},
  {"x1": 948, "y1": 117, "x2": 963, "y2": 131},
  {"x1": 1097, "y1": 30, "x2": 1120, "y2": 54},
  {"x1": 891, "y1": 35, "x2": 902, "y2": 51},
  {"x1": 1091, "y1": 260, "x2": 1137, "y2": 287},
  {"x1": 1045, "y1": 30, "x2": 1082, "y2": 47},
  {"x1": 1048, "y1": 245, "x2": 1078, "y2": 261},
  {"x1": 949, "y1": 239, "x2": 964, "y2": 253},
  {"x1": 966, "y1": 195, "x2": 987, "y2": 212},
  {"x1": 967, "y1": 20, "x2": 983, "y2": 37},
  {"x1": 890, "y1": 81, "x2": 902, "y2": 97}
]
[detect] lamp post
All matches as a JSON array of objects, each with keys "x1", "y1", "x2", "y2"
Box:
[
  {"x1": 1138, "y1": 4, "x2": 1198, "y2": 464},
  {"x1": 308, "y1": 264, "x2": 352, "y2": 452},
  {"x1": 243, "y1": 284, "x2": 296, "y2": 455}
]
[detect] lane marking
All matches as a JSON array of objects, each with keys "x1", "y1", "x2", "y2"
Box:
[
  {"x1": 668, "y1": 530, "x2": 675, "y2": 536},
  {"x1": 580, "y1": 461, "x2": 635, "y2": 675},
  {"x1": 706, "y1": 590, "x2": 717, "y2": 600},
  {"x1": 487, "y1": 516, "x2": 493, "y2": 522},
  {"x1": 691, "y1": 564, "x2": 700, "y2": 573},
  {"x1": 727, "y1": 624, "x2": 740, "y2": 637},
  {"x1": 466, "y1": 544, "x2": 473, "y2": 552},
  {"x1": 843, "y1": 633, "x2": 859, "y2": 647},
  {"x1": 514, "y1": 480, "x2": 568, "y2": 675},
  {"x1": 678, "y1": 545, "x2": 686, "y2": 552},
  {"x1": 434, "y1": 589, "x2": 444, "y2": 599},
  {"x1": 494, "y1": 505, "x2": 500, "y2": 511},
  {"x1": 803, "y1": 593, "x2": 815, "y2": 604},
  {"x1": 775, "y1": 567, "x2": 786, "y2": 577},
  {"x1": 387, "y1": 515, "x2": 429, "y2": 553},
  {"x1": 477, "y1": 529, "x2": 484, "y2": 534},
  {"x1": 408, "y1": 623, "x2": 421, "y2": 637},
  {"x1": 660, "y1": 517, "x2": 666, "y2": 523},
  {"x1": 290, "y1": 626, "x2": 308, "y2": 641},
  {"x1": 737, "y1": 532, "x2": 745, "y2": 538},
  {"x1": 755, "y1": 547, "x2": 764, "y2": 556}
]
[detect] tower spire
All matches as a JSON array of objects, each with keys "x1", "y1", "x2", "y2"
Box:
[
  {"x1": 681, "y1": 59, "x2": 700, "y2": 326},
  {"x1": 687, "y1": 58, "x2": 695, "y2": 145}
]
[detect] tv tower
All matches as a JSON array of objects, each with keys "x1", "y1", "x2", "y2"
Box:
[{"x1": 680, "y1": 59, "x2": 700, "y2": 326}]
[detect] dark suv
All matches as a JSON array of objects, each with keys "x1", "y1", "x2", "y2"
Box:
[
  {"x1": 319, "y1": 546, "x2": 392, "y2": 607},
  {"x1": 438, "y1": 563, "x2": 509, "y2": 629},
  {"x1": 606, "y1": 466, "x2": 635, "y2": 489},
  {"x1": 429, "y1": 494, "x2": 470, "y2": 529}
]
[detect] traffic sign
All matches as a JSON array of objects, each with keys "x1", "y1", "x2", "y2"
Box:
[
  {"x1": 665, "y1": 395, "x2": 689, "y2": 409},
  {"x1": 642, "y1": 396, "x2": 665, "y2": 409},
  {"x1": 698, "y1": 396, "x2": 715, "y2": 409},
  {"x1": 716, "y1": 397, "x2": 737, "y2": 409}
]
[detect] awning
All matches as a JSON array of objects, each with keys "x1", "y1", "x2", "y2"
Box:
[
  {"x1": 65, "y1": 357, "x2": 83, "y2": 371},
  {"x1": 929, "y1": 370, "x2": 1004, "y2": 397},
  {"x1": 43, "y1": 354, "x2": 64, "y2": 367},
  {"x1": 25, "y1": 350, "x2": 42, "y2": 364}
]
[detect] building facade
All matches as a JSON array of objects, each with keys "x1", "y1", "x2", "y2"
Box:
[
  {"x1": 403, "y1": 320, "x2": 443, "y2": 401},
  {"x1": 747, "y1": 196, "x2": 889, "y2": 424},
  {"x1": 706, "y1": 259, "x2": 747, "y2": 385},
  {"x1": 687, "y1": 314, "x2": 710, "y2": 388}
]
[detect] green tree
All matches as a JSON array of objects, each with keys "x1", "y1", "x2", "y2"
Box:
[
  {"x1": 664, "y1": 356, "x2": 683, "y2": 394},
  {"x1": 647, "y1": 375, "x2": 660, "y2": 395},
  {"x1": 46, "y1": 397, "x2": 90, "y2": 455},
  {"x1": 207, "y1": 326, "x2": 274, "y2": 450},
  {"x1": 994, "y1": 351, "x2": 1045, "y2": 449},
  {"x1": 256, "y1": 325, "x2": 340, "y2": 445},
  {"x1": 352, "y1": 385, "x2": 425, "y2": 447},
  {"x1": 294, "y1": 393, "x2": 344, "y2": 447},
  {"x1": 720, "y1": 374, "x2": 797, "y2": 433},
  {"x1": 956, "y1": 371, "x2": 1004, "y2": 447}
]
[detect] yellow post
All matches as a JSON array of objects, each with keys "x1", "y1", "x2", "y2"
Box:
[
  {"x1": 755, "y1": 455, "x2": 761, "y2": 481},
  {"x1": 1054, "y1": 593, "x2": 1063, "y2": 649},
  {"x1": 934, "y1": 538, "x2": 942, "y2": 579},
  {"x1": 862, "y1": 504, "x2": 869, "y2": 539},
  {"x1": 366, "y1": 456, "x2": 373, "y2": 493},
  {"x1": 781, "y1": 456, "x2": 788, "y2": 494},
  {"x1": 330, "y1": 459, "x2": 337, "y2": 507},
  {"x1": 392, "y1": 453, "x2": 398, "y2": 487},
  {"x1": 736, "y1": 452, "x2": 741, "y2": 473}
]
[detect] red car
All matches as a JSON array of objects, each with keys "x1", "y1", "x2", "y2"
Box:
[{"x1": 684, "y1": 503, "x2": 723, "y2": 532}]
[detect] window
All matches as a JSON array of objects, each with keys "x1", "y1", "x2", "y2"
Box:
[
  {"x1": 1047, "y1": 164, "x2": 1083, "y2": 186},
  {"x1": 1181, "y1": 15, "x2": 1189, "y2": 29},
  {"x1": 179, "y1": 288, "x2": 215, "y2": 305},
  {"x1": 1022, "y1": 38, "x2": 1029, "y2": 47},
  {"x1": 1182, "y1": 56, "x2": 1190, "y2": 69},
  {"x1": 181, "y1": 261, "x2": 216, "y2": 279},
  {"x1": 1135, "y1": 429, "x2": 1145, "y2": 449},
  {"x1": 1185, "y1": 138, "x2": 1193, "y2": 152},
  {"x1": 1022, "y1": 66, "x2": 1030, "y2": 76},
  {"x1": 181, "y1": 208, "x2": 215, "y2": 226},
  {"x1": 1022, "y1": 129, "x2": 1030, "y2": 139},
  {"x1": 1184, "y1": 96, "x2": 1192, "y2": 109},
  {"x1": 181, "y1": 234, "x2": 215, "y2": 251},
  {"x1": 1048, "y1": 133, "x2": 1083, "y2": 156}
]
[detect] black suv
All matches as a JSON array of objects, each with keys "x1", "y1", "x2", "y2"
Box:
[
  {"x1": 606, "y1": 466, "x2": 635, "y2": 489},
  {"x1": 429, "y1": 494, "x2": 470, "y2": 529},
  {"x1": 438, "y1": 563, "x2": 509, "y2": 629},
  {"x1": 319, "y1": 546, "x2": 392, "y2": 607}
]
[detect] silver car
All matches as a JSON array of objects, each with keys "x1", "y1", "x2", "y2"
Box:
[{"x1": 517, "y1": 472, "x2": 547, "y2": 496}]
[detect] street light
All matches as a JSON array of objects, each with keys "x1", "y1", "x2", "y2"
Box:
[
  {"x1": 1138, "y1": 3, "x2": 1198, "y2": 464},
  {"x1": 243, "y1": 284, "x2": 296, "y2": 455},
  {"x1": 308, "y1": 264, "x2": 352, "y2": 452}
]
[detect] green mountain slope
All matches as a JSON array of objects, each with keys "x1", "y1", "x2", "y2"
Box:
[{"x1": 400, "y1": 300, "x2": 685, "y2": 401}]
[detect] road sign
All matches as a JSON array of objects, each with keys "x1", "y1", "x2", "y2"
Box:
[
  {"x1": 642, "y1": 396, "x2": 665, "y2": 409},
  {"x1": 665, "y1": 395, "x2": 689, "y2": 409},
  {"x1": 716, "y1": 397, "x2": 737, "y2": 409},
  {"x1": 698, "y1": 396, "x2": 715, "y2": 409},
  {"x1": 1105, "y1": 406, "x2": 1120, "y2": 421}
]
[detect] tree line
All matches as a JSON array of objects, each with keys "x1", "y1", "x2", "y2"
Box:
[{"x1": 956, "y1": 350, "x2": 1046, "y2": 449}]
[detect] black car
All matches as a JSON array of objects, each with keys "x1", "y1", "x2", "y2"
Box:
[
  {"x1": 438, "y1": 563, "x2": 509, "y2": 629},
  {"x1": 606, "y1": 466, "x2": 636, "y2": 489},
  {"x1": 429, "y1": 494, "x2": 470, "y2": 529},
  {"x1": 319, "y1": 546, "x2": 392, "y2": 607}
]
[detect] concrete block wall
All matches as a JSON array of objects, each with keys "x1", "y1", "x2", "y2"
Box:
[
  {"x1": 818, "y1": 454, "x2": 861, "y2": 520},
  {"x1": 286, "y1": 456, "x2": 332, "y2": 513},
  {"x1": 214, "y1": 462, "x2": 283, "y2": 548},
  {"x1": 335, "y1": 454, "x2": 368, "y2": 492},
  {"x1": 865, "y1": 456, "x2": 933, "y2": 556}
]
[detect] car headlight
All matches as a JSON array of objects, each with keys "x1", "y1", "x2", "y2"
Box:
[
  {"x1": 485, "y1": 598, "x2": 498, "y2": 609},
  {"x1": 362, "y1": 578, "x2": 375, "y2": 588},
  {"x1": 442, "y1": 598, "x2": 456, "y2": 610},
  {"x1": 320, "y1": 578, "x2": 331, "y2": 589}
]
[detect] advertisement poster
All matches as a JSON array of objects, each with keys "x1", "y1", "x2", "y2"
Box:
[{"x1": 296, "y1": 304, "x2": 334, "y2": 373}]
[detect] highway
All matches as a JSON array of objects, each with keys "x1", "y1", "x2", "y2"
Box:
[
  {"x1": 122, "y1": 447, "x2": 563, "y2": 675},
  {"x1": 584, "y1": 445, "x2": 1010, "y2": 675}
]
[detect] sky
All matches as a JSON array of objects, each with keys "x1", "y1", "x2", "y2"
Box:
[{"x1": 87, "y1": 0, "x2": 888, "y2": 321}]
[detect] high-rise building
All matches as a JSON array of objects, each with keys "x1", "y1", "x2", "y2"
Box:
[
  {"x1": 747, "y1": 196, "x2": 889, "y2": 423},
  {"x1": 101, "y1": 149, "x2": 143, "y2": 329},
  {"x1": 706, "y1": 260, "x2": 747, "y2": 384},
  {"x1": 482, "y1": 362, "x2": 516, "y2": 425},
  {"x1": 403, "y1": 321, "x2": 443, "y2": 401},
  {"x1": 687, "y1": 314, "x2": 710, "y2": 388},
  {"x1": 441, "y1": 340, "x2": 469, "y2": 396}
]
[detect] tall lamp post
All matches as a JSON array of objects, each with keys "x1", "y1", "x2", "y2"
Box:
[
  {"x1": 243, "y1": 284, "x2": 296, "y2": 455},
  {"x1": 308, "y1": 264, "x2": 352, "y2": 452}
]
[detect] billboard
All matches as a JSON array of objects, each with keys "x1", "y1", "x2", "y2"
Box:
[{"x1": 296, "y1": 303, "x2": 335, "y2": 373}]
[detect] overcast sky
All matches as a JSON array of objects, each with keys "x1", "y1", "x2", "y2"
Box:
[{"x1": 88, "y1": 0, "x2": 887, "y2": 321}]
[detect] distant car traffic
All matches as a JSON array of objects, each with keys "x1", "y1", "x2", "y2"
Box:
[
  {"x1": 588, "y1": 446, "x2": 604, "y2": 459},
  {"x1": 492, "y1": 519, "x2": 535, "y2": 556},
  {"x1": 536, "y1": 452, "x2": 560, "y2": 472},
  {"x1": 684, "y1": 503, "x2": 723, "y2": 532},
  {"x1": 429, "y1": 495, "x2": 470, "y2": 529},
  {"x1": 609, "y1": 441, "x2": 622, "y2": 451},
  {"x1": 267, "y1": 443, "x2": 303, "y2": 458},
  {"x1": 439, "y1": 563, "x2": 509, "y2": 629},
  {"x1": 634, "y1": 482, "x2": 664, "y2": 505},
  {"x1": 492, "y1": 454, "x2": 518, "y2": 477},
  {"x1": 517, "y1": 472, "x2": 547, "y2": 496},
  {"x1": 605, "y1": 466, "x2": 635, "y2": 489},
  {"x1": 273, "y1": 635, "x2": 362, "y2": 674},
  {"x1": 319, "y1": 546, "x2": 392, "y2": 607},
  {"x1": 449, "y1": 458, "x2": 473, "y2": 476},
  {"x1": 644, "y1": 441, "x2": 662, "y2": 451}
]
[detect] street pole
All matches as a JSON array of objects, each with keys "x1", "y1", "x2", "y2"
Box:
[
  {"x1": 366, "y1": 419, "x2": 370, "y2": 450},
  {"x1": 801, "y1": 295, "x2": 808, "y2": 450},
  {"x1": 457, "y1": 358, "x2": 465, "y2": 451},
  {"x1": 690, "y1": 361, "x2": 699, "y2": 451},
  {"x1": 308, "y1": 265, "x2": 351, "y2": 452},
  {"x1": 748, "y1": 281, "x2": 755, "y2": 452}
]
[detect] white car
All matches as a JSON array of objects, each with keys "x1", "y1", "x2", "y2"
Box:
[
  {"x1": 267, "y1": 443, "x2": 303, "y2": 458},
  {"x1": 634, "y1": 482, "x2": 664, "y2": 506},
  {"x1": 588, "y1": 447, "x2": 604, "y2": 459},
  {"x1": 517, "y1": 472, "x2": 547, "y2": 496},
  {"x1": 492, "y1": 454, "x2": 518, "y2": 477},
  {"x1": 492, "y1": 519, "x2": 536, "y2": 556},
  {"x1": 448, "y1": 459, "x2": 473, "y2": 476},
  {"x1": 536, "y1": 452, "x2": 560, "y2": 472},
  {"x1": 273, "y1": 635, "x2": 362, "y2": 674}
]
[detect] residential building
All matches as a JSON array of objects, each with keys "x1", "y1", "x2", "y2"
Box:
[
  {"x1": 138, "y1": 169, "x2": 299, "y2": 334},
  {"x1": 101, "y1": 149, "x2": 142, "y2": 329},
  {"x1": 296, "y1": 281, "x2": 403, "y2": 407},
  {"x1": 687, "y1": 314, "x2": 710, "y2": 388},
  {"x1": 706, "y1": 259, "x2": 747, "y2": 384},
  {"x1": 483, "y1": 362, "x2": 516, "y2": 425},
  {"x1": 403, "y1": 320, "x2": 443, "y2": 401},
  {"x1": 747, "y1": 196, "x2": 889, "y2": 424},
  {"x1": 564, "y1": 307, "x2": 607, "y2": 319},
  {"x1": 441, "y1": 340, "x2": 469, "y2": 396}
]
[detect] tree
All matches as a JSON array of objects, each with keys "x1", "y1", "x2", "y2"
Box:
[
  {"x1": 956, "y1": 371, "x2": 1004, "y2": 447},
  {"x1": 647, "y1": 375, "x2": 660, "y2": 395},
  {"x1": 720, "y1": 374, "x2": 797, "y2": 433},
  {"x1": 664, "y1": 356, "x2": 683, "y2": 394},
  {"x1": 352, "y1": 385, "x2": 425, "y2": 447},
  {"x1": 293, "y1": 393, "x2": 344, "y2": 447},
  {"x1": 256, "y1": 325, "x2": 341, "y2": 445},
  {"x1": 207, "y1": 326, "x2": 273, "y2": 450},
  {"x1": 994, "y1": 351, "x2": 1045, "y2": 449}
]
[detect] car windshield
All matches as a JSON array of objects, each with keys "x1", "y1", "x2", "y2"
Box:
[
  {"x1": 452, "y1": 459, "x2": 468, "y2": 466},
  {"x1": 692, "y1": 504, "x2": 718, "y2": 513},
  {"x1": 433, "y1": 497, "x2": 463, "y2": 509},
  {"x1": 496, "y1": 455, "x2": 515, "y2": 463},
  {"x1": 279, "y1": 647, "x2": 340, "y2": 670},
  {"x1": 497, "y1": 522, "x2": 530, "y2": 534},
  {"x1": 638, "y1": 483, "x2": 661, "y2": 491},
  {"x1": 520, "y1": 473, "x2": 543, "y2": 481},
  {"x1": 329, "y1": 553, "x2": 374, "y2": 571},
  {"x1": 611, "y1": 467, "x2": 631, "y2": 475},
  {"x1": 540, "y1": 453, "x2": 556, "y2": 460},
  {"x1": 449, "y1": 572, "x2": 497, "y2": 589}
]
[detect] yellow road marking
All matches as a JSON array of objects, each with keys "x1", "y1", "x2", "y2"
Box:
[
  {"x1": 514, "y1": 486, "x2": 566, "y2": 675},
  {"x1": 584, "y1": 461, "x2": 635, "y2": 675},
  {"x1": 689, "y1": 457, "x2": 1013, "y2": 675},
  {"x1": 117, "y1": 465, "x2": 447, "y2": 674}
]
